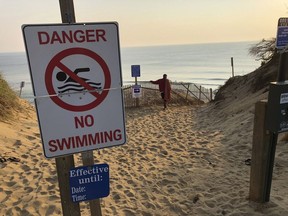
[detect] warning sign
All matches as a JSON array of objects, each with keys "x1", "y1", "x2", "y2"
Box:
[{"x1": 22, "y1": 22, "x2": 126, "y2": 158}]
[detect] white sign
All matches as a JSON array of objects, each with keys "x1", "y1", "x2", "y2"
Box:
[
  {"x1": 280, "y1": 93, "x2": 288, "y2": 104},
  {"x1": 132, "y1": 85, "x2": 142, "y2": 98},
  {"x1": 22, "y1": 23, "x2": 126, "y2": 158}
]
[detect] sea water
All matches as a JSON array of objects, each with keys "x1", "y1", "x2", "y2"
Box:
[{"x1": 0, "y1": 41, "x2": 260, "y2": 102}]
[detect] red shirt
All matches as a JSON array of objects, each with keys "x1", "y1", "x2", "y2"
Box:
[{"x1": 151, "y1": 78, "x2": 171, "y2": 100}]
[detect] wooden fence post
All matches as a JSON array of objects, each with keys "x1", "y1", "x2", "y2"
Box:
[
  {"x1": 209, "y1": 88, "x2": 212, "y2": 101},
  {"x1": 199, "y1": 86, "x2": 202, "y2": 100},
  {"x1": 231, "y1": 57, "x2": 234, "y2": 77},
  {"x1": 249, "y1": 100, "x2": 276, "y2": 202},
  {"x1": 185, "y1": 84, "x2": 190, "y2": 100}
]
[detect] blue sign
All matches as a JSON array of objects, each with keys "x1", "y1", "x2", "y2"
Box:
[
  {"x1": 69, "y1": 163, "x2": 109, "y2": 202},
  {"x1": 276, "y1": 17, "x2": 288, "y2": 49},
  {"x1": 131, "y1": 65, "x2": 140, "y2": 77}
]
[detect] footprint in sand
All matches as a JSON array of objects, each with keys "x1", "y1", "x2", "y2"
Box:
[
  {"x1": 26, "y1": 135, "x2": 37, "y2": 141},
  {"x1": 46, "y1": 205, "x2": 61, "y2": 215},
  {"x1": 21, "y1": 164, "x2": 31, "y2": 172},
  {"x1": 14, "y1": 140, "x2": 22, "y2": 146},
  {"x1": 5, "y1": 181, "x2": 17, "y2": 187},
  {"x1": 24, "y1": 187, "x2": 34, "y2": 193}
]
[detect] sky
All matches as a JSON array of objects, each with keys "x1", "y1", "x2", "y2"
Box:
[{"x1": 0, "y1": 0, "x2": 287, "y2": 52}]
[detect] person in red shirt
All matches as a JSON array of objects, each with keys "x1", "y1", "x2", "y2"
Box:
[{"x1": 150, "y1": 74, "x2": 171, "y2": 109}]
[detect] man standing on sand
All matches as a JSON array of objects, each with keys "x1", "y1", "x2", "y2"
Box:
[{"x1": 150, "y1": 74, "x2": 171, "y2": 109}]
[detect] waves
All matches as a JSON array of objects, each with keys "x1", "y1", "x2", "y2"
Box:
[{"x1": 57, "y1": 81, "x2": 101, "y2": 94}]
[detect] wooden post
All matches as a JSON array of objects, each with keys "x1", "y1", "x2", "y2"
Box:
[
  {"x1": 82, "y1": 151, "x2": 102, "y2": 216},
  {"x1": 19, "y1": 81, "x2": 25, "y2": 97},
  {"x1": 199, "y1": 86, "x2": 202, "y2": 101},
  {"x1": 249, "y1": 100, "x2": 276, "y2": 202},
  {"x1": 57, "y1": 0, "x2": 102, "y2": 215},
  {"x1": 135, "y1": 77, "x2": 139, "y2": 107},
  {"x1": 209, "y1": 88, "x2": 212, "y2": 101},
  {"x1": 185, "y1": 84, "x2": 190, "y2": 100},
  {"x1": 59, "y1": 0, "x2": 76, "y2": 23},
  {"x1": 56, "y1": 157, "x2": 81, "y2": 215},
  {"x1": 231, "y1": 57, "x2": 234, "y2": 77},
  {"x1": 56, "y1": 1, "x2": 81, "y2": 215}
]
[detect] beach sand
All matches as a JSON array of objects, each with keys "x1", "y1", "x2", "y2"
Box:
[{"x1": 1, "y1": 59, "x2": 288, "y2": 215}]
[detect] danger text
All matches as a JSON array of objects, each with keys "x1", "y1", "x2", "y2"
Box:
[{"x1": 38, "y1": 29, "x2": 107, "y2": 45}]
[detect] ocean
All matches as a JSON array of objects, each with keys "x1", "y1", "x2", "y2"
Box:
[{"x1": 0, "y1": 41, "x2": 260, "y2": 102}]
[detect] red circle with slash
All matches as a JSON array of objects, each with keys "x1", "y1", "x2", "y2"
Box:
[{"x1": 45, "y1": 48, "x2": 111, "y2": 112}]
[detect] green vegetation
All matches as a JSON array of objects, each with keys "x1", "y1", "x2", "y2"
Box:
[{"x1": 0, "y1": 73, "x2": 21, "y2": 120}]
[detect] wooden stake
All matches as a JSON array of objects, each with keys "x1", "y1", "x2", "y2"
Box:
[
  {"x1": 56, "y1": 156, "x2": 81, "y2": 215},
  {"x1": 57, "y1": 1, "x2": 102, "y2": 215},
  {"x1": 249, "y1": 100, "x2": 274, "y2": 202},
  {"x1": 135, "y1": 77, "x2": 139, "y2": 107},
  {"x1": 82, "y1": 151, "x2": 102, "y2": 216},
  {"x1": 231, "y1": 57, "x2": 234, "y2": 77},
  {"x1": 56, "y1": 1, "x2": 81, "y2": 215}
]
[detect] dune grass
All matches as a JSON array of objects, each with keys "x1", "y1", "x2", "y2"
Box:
[{"x1": 0, "y1": 73, "x2": 21, "y2": 120}]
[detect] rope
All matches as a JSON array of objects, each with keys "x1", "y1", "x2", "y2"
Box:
[{"x1": 32, "y1": 86, "x2": 127, "y2": 100}]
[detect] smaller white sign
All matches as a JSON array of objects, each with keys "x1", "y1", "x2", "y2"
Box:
[
  {"x1": 280, "y1": 93, "x2": 288, "y2": 104},
  {"x1": 132, "y1": 85, "x2": 142, "y2": 98}
]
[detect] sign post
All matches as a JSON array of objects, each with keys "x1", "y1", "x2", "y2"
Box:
[
  {"x1": 56, "y1": 1, "x2": 80, "y2": 215},
  {"x1": 19, "y1": 81, "x2": 25, "y2": 97},
  {"x1": 131, "y1": 65, "x2": 140, "y2": 107},
  {"x1": 231, "y1": 57, "x2": 234, "y2": 77}
]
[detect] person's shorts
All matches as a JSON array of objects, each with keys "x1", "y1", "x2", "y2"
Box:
[{"x1": 161, "y1": 92, "x2": 165, "y2": 99}]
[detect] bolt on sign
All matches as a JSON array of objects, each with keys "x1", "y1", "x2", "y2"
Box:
[{"x1": 22, "y1": 22, "x2": 126, "y2": 158}]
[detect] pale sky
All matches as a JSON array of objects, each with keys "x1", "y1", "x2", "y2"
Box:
[{"x1": 0, "y1": 0, "x2": 287, "y2": 52}]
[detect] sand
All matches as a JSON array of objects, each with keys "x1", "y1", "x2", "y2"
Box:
[{"x1": 1, "y1": 77, "x2": 288, "y2": 215}]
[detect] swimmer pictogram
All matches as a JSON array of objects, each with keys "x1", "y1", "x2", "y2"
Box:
[
  {"x1": 56, "y1": 67, "x2": 102, "y2": 94},
  {"x1": 45, "y1": 47, "x2": 111, "y2": 112}
]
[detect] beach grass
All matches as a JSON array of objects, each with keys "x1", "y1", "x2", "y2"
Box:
[{"x1": 0, "y1": 73, "x2": 21, "y2": 120}]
